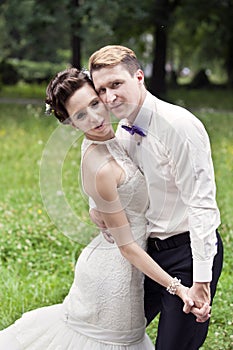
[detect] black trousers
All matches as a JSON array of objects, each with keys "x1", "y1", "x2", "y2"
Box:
[{"x1": 144, "y1": 231, "x2": 223, "y2": 350}]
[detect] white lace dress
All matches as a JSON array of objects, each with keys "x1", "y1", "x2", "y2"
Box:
[{"x1": 0, "y1": 137, "x2": 153, "y2": 349}]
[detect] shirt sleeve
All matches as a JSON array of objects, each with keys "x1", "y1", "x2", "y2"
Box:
[{"x1": 164, "y1": 111, "x2": 220, "y2": 281}]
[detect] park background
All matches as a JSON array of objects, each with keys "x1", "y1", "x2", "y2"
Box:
[{"x1": 0, "y1": 0, "x2": 232, "y2": 349}]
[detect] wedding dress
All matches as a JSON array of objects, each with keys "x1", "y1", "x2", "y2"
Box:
[{"x1": 0, "y1": 137, "x2": 153, "y2": 349}]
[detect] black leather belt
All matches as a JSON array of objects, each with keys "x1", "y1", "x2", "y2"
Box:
[{"x1": 148, "y1": 231, "x2": 190, "y2": 252}]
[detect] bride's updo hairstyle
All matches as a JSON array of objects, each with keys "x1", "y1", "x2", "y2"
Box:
[{"x1": 45, "y1": 68, "x2": 94, "y2": 124}]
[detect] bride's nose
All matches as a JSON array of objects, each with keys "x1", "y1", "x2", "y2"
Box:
[{"x1": 89, "y1": 110, "x2": 101, "y2": 124}]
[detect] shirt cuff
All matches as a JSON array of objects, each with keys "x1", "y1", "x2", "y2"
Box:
[{"x1": 193, "y1": 258, "x2": 214, "y2": 282}]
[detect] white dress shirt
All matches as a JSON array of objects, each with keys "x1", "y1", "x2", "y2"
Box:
[{"x1": 116, "y1": 91, "x2": 220, "y2": 282}]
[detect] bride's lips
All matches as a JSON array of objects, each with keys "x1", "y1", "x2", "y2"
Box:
[{"x1": 94, "y1": 121, "x2": 105, "y2": 130}]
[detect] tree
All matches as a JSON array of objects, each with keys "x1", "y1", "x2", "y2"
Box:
[
  {"x1": 0, "y1": 0, "x2": 175, "y2": 94},
  {"x1": 69, "y1": 0, "x2": 82, "y2": 68},
  {"x1": 170, "y1": 0, "x2": 233, "y2": 86},
  {"x1": 150, "y1": 0, "x2": 170, "y2": 96},
  {"x1": 218, "y1": 0, "x2": 233, "y2": 86},
  {"x1": 1, "y1": 0, "x2": 233, "y2": 89},
  {"x1": 124, "y1": 0, "x2": 181, "y2": 97},
  {"x1": 0, "y1": 0, "x2": 70, "y2": 62}
]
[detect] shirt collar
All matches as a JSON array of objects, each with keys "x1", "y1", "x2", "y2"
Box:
[{"x1": 133, "y1": 91, "x2": 154, "y2": 136}]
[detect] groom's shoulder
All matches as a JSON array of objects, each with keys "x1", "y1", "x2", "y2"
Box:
[{"x1": 153, "y1": 94, "x2": 194, "y2": 124}]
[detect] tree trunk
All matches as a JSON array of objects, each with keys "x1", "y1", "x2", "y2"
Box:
[
  {"x1": 71, "y1": 33, "x2": 81, "y2": 69},
  {"x1": 226, "y1": 35, "x2": 233, "y2": 87},
  {"x1": 71, "y1": 0, "x2": 81, "y2": 68},
  {"x1": 150, "y1": 24, "x2": 167, "y2": 97}
]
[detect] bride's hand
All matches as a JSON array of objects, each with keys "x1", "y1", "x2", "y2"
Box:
[
  {"x1": 178, "y1": 286, "x2": 211, "y2": 323},
  {"x1": 177, "y1": 285, "x2": 194, "y2": 313},
  {"x1": 89, "y1": 208, "x2": 115, "y2": 243}
]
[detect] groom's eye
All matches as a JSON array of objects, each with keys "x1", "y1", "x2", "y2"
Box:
[
  {"x1": 112, "y1": 81, "x2": 121, "y2": 88},
  {"x1": 91, "y1": 99, "x2": 99, "y2": 108}
]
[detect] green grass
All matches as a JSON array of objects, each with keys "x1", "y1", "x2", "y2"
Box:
[
  {"x1": 167, "y1": 87, "x2": 233, "y2": 112},
  {"x1": 0, "y1": 104, "x2": 90, "y2": 326},
  {"x1": 0, "y1": 87, "x2": 233, "y2": 349},
  {"x1": 0, "y1": 82, "x2": 47, "y2": 99}
]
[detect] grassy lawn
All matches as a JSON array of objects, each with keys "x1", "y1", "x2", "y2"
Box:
[
  {"x1": 0, "y1": 86, "x2": 232, "y2": 349},
  {"x1": 0, "y1": 82, "x2": 46, "y2": 99}
]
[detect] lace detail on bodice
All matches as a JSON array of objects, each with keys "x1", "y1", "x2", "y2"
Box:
[
  {"x1": 81, "y1": 137, "x2": 137, "y2": 184},
  {"x1": 81, "y1": 137, "x2": 149, "y2": 242}
]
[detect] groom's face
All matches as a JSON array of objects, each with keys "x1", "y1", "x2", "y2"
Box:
[{"x1": 92, "y1": 64, "x2": 145, "y2": 123}]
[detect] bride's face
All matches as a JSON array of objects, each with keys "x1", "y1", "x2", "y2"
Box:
[{"x1": 65, "y1": 84, "x2": 113, "y2": 141}]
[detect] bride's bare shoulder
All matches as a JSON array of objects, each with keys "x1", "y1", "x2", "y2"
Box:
[
  {"x1": 82, "y1": 143, "x2": 111, "y2": 174},
  {"x1": 82, "y1": 144, "x2": 118, "y2": 203}
]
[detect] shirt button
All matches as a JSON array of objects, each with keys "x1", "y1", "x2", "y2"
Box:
[
  {"x1": 137, "y1": 142, "x2": 140, "y2": 146},
  {"x1": 146, "y1": 221, "x2": 150, "y2": 225}
]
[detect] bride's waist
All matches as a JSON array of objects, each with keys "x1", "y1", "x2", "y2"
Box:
[
  {"x1": 63, "y1": 311, "x2": 147, "y2": 345},
  {"x1": 87, "y1": 230, "x2": 146, "y2": 250}
]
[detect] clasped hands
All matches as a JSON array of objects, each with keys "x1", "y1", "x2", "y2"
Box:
[
  {"x1": 179, "y1": 283, "x2": 211, "y2": 323},
  {"x1": 89, "y1": 208, "x2": 211, "y2": 323}
]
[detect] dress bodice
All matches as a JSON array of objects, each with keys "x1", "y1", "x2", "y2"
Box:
[{"x1": 81, "y1": 137, "x2": 149, "y2": 244}]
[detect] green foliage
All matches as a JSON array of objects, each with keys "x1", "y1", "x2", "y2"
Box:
[
  {"x1": 170, "y1": 0, "x2": 233, "y2": 83},
  {"x1": 0, "y1": 0, "x2": 70, "y2": 62},
  {"x1": 0, "y1": 60, "x2": 19, "y2": 85},
  {"x1": 8, "y1": 59, "x2": 70, "y2": 83},
  {"x1": 1, "y1": 0, "x2": 233, "y2": 86}
]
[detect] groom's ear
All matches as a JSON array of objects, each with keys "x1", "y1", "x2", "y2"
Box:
[{"x1": 136, "y1": 69, "x2": 144, "y2": 85}]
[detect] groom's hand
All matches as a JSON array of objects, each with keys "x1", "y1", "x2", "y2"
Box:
[
  {"x1": 89, "y1": 208, "x2": 115, "y2": 243},
  {"x1": 186, "y1": 282, "x2": 211, "y2": 322},
  {"x1": 183, "y1": 301, "x2": 211, "y2": 323},
  {"x1": 188, "y1": 282, "x2": 211, "y2": 308}
]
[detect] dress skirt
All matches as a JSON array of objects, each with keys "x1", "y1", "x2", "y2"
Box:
[{"x1": 0, "y1": 304, "x2": 153, "y2": 349}]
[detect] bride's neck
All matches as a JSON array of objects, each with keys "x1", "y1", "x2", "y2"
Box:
[{"x1": 85, "y1": 129, "x2": 115, "y2": 142}]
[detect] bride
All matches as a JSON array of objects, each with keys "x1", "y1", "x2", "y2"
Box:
[{"x1": 0, "y1": 68, "x2": 209, "y2": 349}]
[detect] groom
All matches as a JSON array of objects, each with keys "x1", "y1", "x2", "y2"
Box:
[{"x1": 88, "y1": 45, "x2": 223, "y2": 350}]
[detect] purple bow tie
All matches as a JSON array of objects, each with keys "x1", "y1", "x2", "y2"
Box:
[{"x1": 121, "y1": 124, "x2": 146, "y2": 137}]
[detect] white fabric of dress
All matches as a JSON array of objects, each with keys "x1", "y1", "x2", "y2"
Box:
[{"x1": 0, "y1": 137, "x2": 153, "y2": 349}]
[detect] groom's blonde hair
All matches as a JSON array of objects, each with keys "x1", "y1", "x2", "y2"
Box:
[{"x1": 89, "y1": 45, "x2": 141, "y2": 77}]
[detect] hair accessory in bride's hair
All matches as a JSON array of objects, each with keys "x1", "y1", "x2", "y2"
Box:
[
  {"x1": 45, "y1": 103, "x2": 54, "y2": 116},
  {"x1": 81, "y1": 68, "x2": 91, "y2": 79}
]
